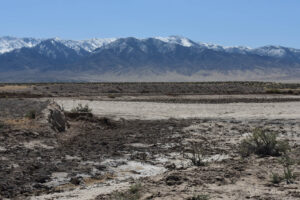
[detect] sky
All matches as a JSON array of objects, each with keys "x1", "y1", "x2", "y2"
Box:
[{"x1": 0, "y1": 0, "x2": 300, "y2": 48}]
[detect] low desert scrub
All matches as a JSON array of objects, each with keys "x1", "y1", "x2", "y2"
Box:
[
  {"x1": 112, "y1": 183, "x2": 142, "y2": 200},
  {"x1": 271, "y1": 172, "x2": 283, "y2": 184},
  {"x1": 281, "y1": 154, "x2": 295, "y2": 184},
  {"x1": 270, "y1": 154, "x2": 296, "y2": 184},
  {"x1": 25, "y1": 110, "x2": 36, "y2": 119},
  {"x1": 184, "y1": 142, "x2": 207, "y2": 166},
  {"x1": 265, "y1": 88, "x2": 300, "y2": 95},
  {"x1": 187, "y1": 194, "x2": 210, "y2": 200},
  {"x1": 239, "y1": 128, "x2": 290, "y2": 157},
  {"x1": 71, "y1": 103, "x2": 92, "y2": 113}
]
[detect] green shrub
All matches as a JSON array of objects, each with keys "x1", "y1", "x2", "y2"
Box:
[
  {"x1": 25, "y1": 110, "x2": 36, "y2": 119},
  {"x1": 270, "y1": 154, "x2": 296, "y2": 185},
  {"x1": 283, "y1": 167, "x2": 294, "y2": 184},
  {"x1": 112, "y1": 183, "x2": 142, "y2": 200},
  {"x1": 280, "y1": 154, "x2": 295, "y2": 184},
  {"x1": 71, "y1": 103, "x2": 92, "y2": 113},
  {"x1": 271, "y1": 172, "x2": 283, "y2": 184},
  {"x1": 239, "y1": 128, "x2": 290, "y2": 157}
]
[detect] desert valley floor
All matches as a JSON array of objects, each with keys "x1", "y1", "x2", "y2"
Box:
[{"x1": 0, "y1": 82, "x2": 300, "y2": 200}]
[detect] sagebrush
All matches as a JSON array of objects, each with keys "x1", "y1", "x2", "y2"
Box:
[{"x1": 239, "y1": 128, "x2": 290, "y2": 157}]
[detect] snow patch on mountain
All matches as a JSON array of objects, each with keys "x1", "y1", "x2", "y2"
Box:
[
  {"x1": 154, "y1": 36, "x2": 195, "y2": 47},
  {"x1": 251, "y1": 46, "x2": 287, "y2": 57},
  {"x1": 61, "y1": 38, "x2": 118, "y2": 53},
  {"x1": 0, "y1": 36, "x2": 42, "y2": 54},
  {"x1": 197, "y1": 42, "x2": 253, "y2": 54}
]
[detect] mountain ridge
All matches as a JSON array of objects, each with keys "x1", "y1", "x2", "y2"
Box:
[
  {"x1": 0, "y1": 36, "x2": 300, "y2": 82},
  {"x1": 2, "y1": 35, "x2": 300, "y2": 56}
]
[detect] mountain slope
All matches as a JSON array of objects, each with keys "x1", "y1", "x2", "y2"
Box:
[
  {"x1": 0, "y1": 39, "x2": 89, "y2": 72},
  {"x1": 0, "y1": 36, "x2": 300, "y2": 82}
]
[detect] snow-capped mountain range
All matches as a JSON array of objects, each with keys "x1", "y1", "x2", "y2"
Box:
[
  {"x1": 0, "y1": 36, "x2": 117, "y2": 54},
  {"x1": 1, "y1": 35, "x2": 299, "y2": 57},
  {"x1": 0, "y1": 36, "x2": 300, "y2": 82}
]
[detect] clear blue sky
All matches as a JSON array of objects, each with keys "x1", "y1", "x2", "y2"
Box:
[{"x1": 1, "y1": 0, "x2": 299, "y2": 48}]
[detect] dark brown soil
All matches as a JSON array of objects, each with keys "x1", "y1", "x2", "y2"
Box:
[
  {"x1": 0, "y1": 101, "x2": 190, "y2": 199},
  {"x1": 1, "y1": 82, "x2": 300, "y2": 98}
]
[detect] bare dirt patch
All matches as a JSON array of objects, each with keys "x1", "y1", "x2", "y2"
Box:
[{"x1": 0, "y1": 85, "x2": 29, "y2": 91}]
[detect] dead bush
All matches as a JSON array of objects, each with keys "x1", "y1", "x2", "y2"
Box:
[{"x1": 184, "y1": 142, "x2": 207, "y2": 166}]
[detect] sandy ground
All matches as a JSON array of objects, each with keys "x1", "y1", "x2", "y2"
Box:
[{"x1": 55, "y1": 99, "x2": 300, "y2": 120}]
